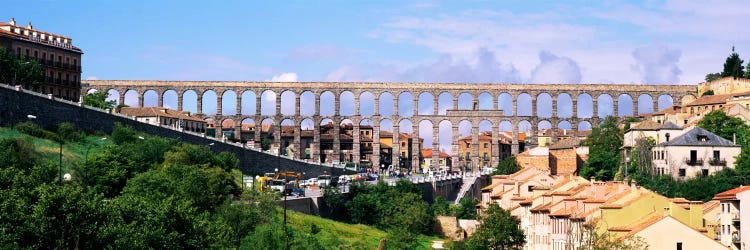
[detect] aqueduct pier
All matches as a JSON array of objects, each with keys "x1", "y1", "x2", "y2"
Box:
[{"x1": 83, "y1": 80, "x2": 696, "y2": 172}]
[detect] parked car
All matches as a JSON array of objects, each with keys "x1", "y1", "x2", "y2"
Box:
[{"x1": 338, "y1": 175, "x2": 351, "y2": 185}]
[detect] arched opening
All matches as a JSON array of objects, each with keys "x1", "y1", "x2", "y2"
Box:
[
  {"x1": 419, "y1": 120, "x2": 434, "y2": 171},
  {"x1": 478, "y1": 120, "x2": 492, "y2": 168},
  {"x1": 458, "y1": 93, "x2": 473, "y2": 110},
  {"x1": 241, "y1": 118, "x2": 256, "y2": 144},
  {"x1": 260, "y1": 90, "x2": 276, "y2": 116},
  {"x1": 536, "y1": 93, "x2": 552, "y2": 118},
  {"x1": 438, "y1": 120, "x2": 453, "y2": 156},
  {"x1": 162, "y1": 90, "x2": 178, "y2": 110},
  {"x1": 240, "y1": 90, "x2": 257, "y2": 115},
  {"x1": 379, "y1": 92, "x2": 394, "y2": 116},
  {"x1": 438, "y1": 92, "x2": 453, "y2": 115},
  {"x1": 458, "y1": 120, "x2": 473, "y2": 171},
  {"x1": 299, "y1": 91, "x2": 315, "y2": 116},
  {"x1": 658, "y1": 94, "x2": 674, "y2": 112},
  {"x1": 538, "y1": 120, "x2": 553, "y2": 146},
  {"x1": 398, "y1": 92, "x2": 414, "y2": 117},
  {"x1": 498, "y1": 93, "x2": 513, "y2": 115},
  {"x1": 260, "y1": 118, "x2": 276, "y2": 151},
  {"x1": 106, "y1": 89, "x2": 120, "y2": 105},
  {"x1": 578, "y1": 121, "x2": 592, "y2": 131},
  {"x1": 557, "y1": 93, "x2": 573, "y2": 118},
  {"x1": 359, "y1": 92, "x2": 375, "y2": 116},
  {"x1": 202, "y1": 90, "x2": 217, "y2": 115},
  {"x1": 398, "y1": 119, "x2": 414, "y2": 170},
  {"x1": 379, "y1": 119, "x2": 393, "y2": 168},
  {"x1": 222, "y1": 90, "x2": 237, "y2": 115},
  {"x1": 359, "y1": 119, "x2": 375, "y2": 166},
  {"x1": 182, "y1": 90, "x2": 197, "y2": 113},
  {"x1": 300, "y1": 118, "x2": 314, "y2": 159},
  {"x1": 558, "y1": 120, "x2": 573, "y2": 130},
  {"x1": 124, "y1": 89, "x2": 139, "y2": 107},
  {"x1": 517, "y1": 93, "x2": 532, "y2": 116},
  {"x1": 418, "y1": 92, "x2": 434, "y2": 115},
  {"x1": 339, "y1": 119, "x2": 355, "y2": 162},
  {"x1": 577, "y1": 93, "x2": 593, "y2": 118},
  {"x1": 143, "y1": 90, "x2": 158, "y2": 107},
  {"x1": 280, "y1": 90, "x2": 295, "y2": 116},
  {"x1": 618, "y1": 94, "x2": 634, "y2": 117},
  {"x1": 220, "y1": 118, "x2": 236, "y2": 141},
  {"x1": 320, "y1": 91, "x2": 335, "y2": 116},
  {"x1": 478, "y1": 92, "x2": 492, "y2": 110},
  {"x1": 597, "y1": 94, "x2": 614, "y2": 118},
  {"x1": 280, "y1": 119, "x2": 295, "y2": 157},
  {"x1": 319, "y1": 118, "x2": 335, "y2": 163},
  {"x1": 340, "y1": 91, "x2": 355, "y2": 116},
  {"x1": 637, "y1": 94, "x2": 653, "y2": 115}
]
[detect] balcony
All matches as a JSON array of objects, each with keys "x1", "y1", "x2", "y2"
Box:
[
  {"x1": 733, "y1": 212, "x2": 740, "y2": 223},
  {"x1": 684, "y1": 158, "x2": 703, "y2": 166},
  {"x1": 709, "y1": 158, "x2": 727, "y2": 166},
  {"x1": 732, "y1": 232, "x2": 740, "y2": 244}
]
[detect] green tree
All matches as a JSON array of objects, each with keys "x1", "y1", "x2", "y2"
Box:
[
  {"x1": 493, "y1": 156, "x2": 521, "y2": 175},
  {"x1": 465, "y1": 203, "x2": 525, "y2": 250},
  {"x1": 0, "y1": 48, "x2": 43, "y2": 86},
  {"x1": 705, "y1": 72, "x2": 721, "y2": 82},
  {"x1": 455, "y1": 197, "x2": 478, "y2": 220},
  {"x1": 84, "y1": 91, "x2": 116, "y2": 110},
  {"x1": 697, "y1": 111, "x2": 749, "y2": 144},
  {"x1": 722, "y1": 46, "x2": 745, "y2": 78},
  {"x1": 431, "y1": 196, "x2": 452, "y2": 216},
  {"x1": 702, "y1": 90, "x2": 715, "y2": 96},
  {"x1": 261, "y1": 138, "x2": 271, "y2": 151},
  {"x1": 627, "y1": 137, "x2": 655, "y2": 177},
  {"x1": 581, "y1": 116, "x2": 623, "y2": 181}
]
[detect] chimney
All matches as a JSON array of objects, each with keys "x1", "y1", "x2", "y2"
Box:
[
  {"x1": 26, "y1": 22, "x2": 32, "y2": 29},
  {"x1": 9, "y1": 18, "x2": 15, "y2": 26}
]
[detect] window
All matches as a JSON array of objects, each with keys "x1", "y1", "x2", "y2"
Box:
[
  {"x1": 678, "y1": 169, "x2": 686, "y2": 177},
  {"x1": 702, "y1": 169, "x2": 709, "y2": 176},
  {"x1": 676, "y1": 242, "x2": 682, "y2": 250},
  {"x1": 483, "y1": 143, "x2": 488, "y2": 148},
  {"x1": 714, "y1": 150, "x2": 720, "y2": 160},
  {"x1": 690, "y1": 150, "x2": 697, "y2": 162}
]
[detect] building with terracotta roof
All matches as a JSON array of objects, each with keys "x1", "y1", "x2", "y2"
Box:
[
  {"x1": 652, "y1": 127, "x2": 741, "y2": 179},
  {"x1": 536, "y1": 129, "x2": 590, "y2": 147},
  {"x1": 622, "y1": 120, "x2": 685, "y2": 170},
  {"x1": 480, "y1": 167, "x2": 726, "y2": 249},
  {"x1": 118, "y1": 107, "x2": 206, "y2": 133},
  {"x1": 713, "y1": 185, "x2": 750, "y2": 249},
  {"x1": 0, "y1": 18, "x2": 82, "y2": 101},
  {"x1": 458, "y1": 132, "x2": 494, "y2": 170},
  {"x1": 421, "y1": 148, "x2": 451, "y2": 169}
]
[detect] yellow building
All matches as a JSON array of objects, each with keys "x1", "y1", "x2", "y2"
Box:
[
  {"x1": 698, "y1": 76, "x2": 750, "y2": 96},
  {"x1": 536, "y1": 129, "x2": 590, "y2": 147},
  {"x1": 458, "y1": 132, "x2": 493, "y2": 170}
]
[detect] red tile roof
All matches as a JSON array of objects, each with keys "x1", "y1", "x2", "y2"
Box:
[{"x1": 713, "y1": 186, "x2": 750, "y2": 200}]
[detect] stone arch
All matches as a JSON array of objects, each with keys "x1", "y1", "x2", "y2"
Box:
[
  {"x1": 340, "y1": 91, "x2": 355, "y2": 116},
  {"x1": 379, "y1": 92, "x2": 394, "y2": 116},
  {"x1": 576, "y1": 93, "x2": 593, "y2": 118},
  {"x1": 617, "y1": 93, "x2": 634, "y2": 117},
  {"x1": 536, "y1": 92, "x2": 553, "y2": 118},
  {"x1": 124, "y1": 89, "x2": 139, "y2": 107},
  {"x1": 222, "y1": 90, "x2": 238, "y2": 115},
  {"x1": 86, "y1": 88, "x2": 98, "y2": 94},
  {"x1": 299, "y1": 91, "x2": 315, "y2": 116},
  {"x1": 657, "y1": 94, "x2": 674, "y2": 111},
  {"x1": 558, "y1": 120, "x2": 573, "y2": 130},
  {"x1": 143, "y1": 89, "x2": 158, "y2": 107},
  {"x1": 458, "y1": 92, "x2": 473, "y2": 110},
  {"x1": 398, "y1": 119, "x2": 414, "y2": 134},
  {"x1": 637, "y1": 94, "x2": 653, "y2": 115},
  {"x1": 106, "y1": 89, "x2": 120, "y2": 105},
  {"x1": 478, "y1": 92, "x2": 492, "y2": 110},
  {"x1": 438, "y1": 120, "x2": 453, "y2": 155},
  {"x1": 518, "y1": 120, "x2": 532, "y2": 135},
  {"x1": 438, "y1": 92, "x2": 453, "y2": 115},
  {"x1": 202, "y1": 90, "x2": 218, "y2": 115},
  {"x1": 578, "y1": 121, "x2": 592, "y2": 131},
  {"x1": 182, "y1": 90, "x2": 198, "y2": 113},
  {"x1": 498, "y1": 92, "x2": 513, "y2": 115},
  {"x1": 517, "y1": 93, "x2": 532, "y2": 116},
  {"x1": 319, "y1": 91, "x2": 336, "y2": 116},
  {"x1": 280, "y1": 90, "x2": 295, "y2": 116},
  {"x1": 241, "y1": 118, "x2": 256, "y2": 132},
  {"x1": 240, "y1": 90, "x2": 257, "y2": 115},
  {"x1": 359, "y1": 91, "x2": 375, "y2": 116},
  {"x1": 260, "y1": 118, "x2": 276, "y2": 144},
  {"x1": 499, "y1": 120, "x2": 512, "y2": 132},
  {"x1": 419, "y1": 119, "x2": 434, "y2": 150},
  {"x1": 162, "y1": 90, "x2": 178, "y2": 110},
  {"x1": 398, "y1": 92, "x2": 414, "y2": 117},
  {"x1": 340, "y1": 118, "x2": 354, "y2": 127},
  {"x1": 557, "y1": 93, "x2": 573, "y2": 118},
  {"x1": 260, "y1": 90, "x2": 276, "y2": 116},
  {"x1": 478, "y1": 120, "x2": 492, "y2": 133},
  {"x1": 418, "y1": 92, "x2": 434, "y2": 115},
  {"x1": 538, "y1": 120, "x2": 552, "y2": 131},
  {"x1": 379, "y1": 118, "x2": 394, "y2": 167},
  {"x1": 220, "y1": 118, "x2": 237, "y2": 140},
  {"x1": 458, "y1": 120, "x2": 473, "y2": 138},
  {"x1": 597, "y1": 94, "x2": 614, "y2": 118},
  {"x1": 300, "y1": 118, "x2": 314, "y2": 131},
  {"x1": 280, "y1": 118, "x2": 295, "y2": 155}
]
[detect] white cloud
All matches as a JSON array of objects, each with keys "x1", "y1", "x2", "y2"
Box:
[
  {"x1": 270, "y1": 72, "x2": 299, "y2": 82},
  {"x1": 528, "y1": 51, "x2": 582, "y2": 83},
  {"x1": 631, "y1": 44, "x2": 682, "y2": 84}
]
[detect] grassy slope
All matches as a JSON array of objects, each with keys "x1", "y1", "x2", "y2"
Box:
[
  {"x1": 285, "y1": 209, "x2": 442, "y2": 249},
  {"x1": 0, "y1": 127, "x2": 112, "y2": 173}
]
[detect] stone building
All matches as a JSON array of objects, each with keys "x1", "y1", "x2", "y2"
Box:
[
  {"x1": 458, "y1": 132, "x2": 493, "y2": 170},
  {"x1": 0, "y1": 18, "x2": 82, "y2": 101},
  {"x1": 713, "y1": 186, "x2": 750, "y2": 250},
  {"x1": 118, "y1": 107, "x2": 206, "y2": 133}
]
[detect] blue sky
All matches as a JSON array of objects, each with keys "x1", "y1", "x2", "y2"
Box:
[{"x1": 8, "y1": 0, "x2": 750, "y2": 152}]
